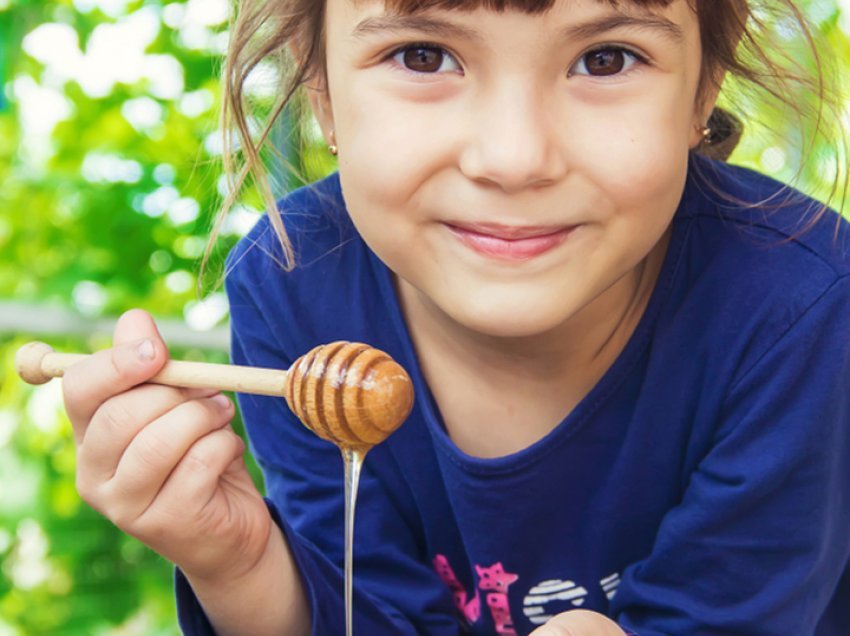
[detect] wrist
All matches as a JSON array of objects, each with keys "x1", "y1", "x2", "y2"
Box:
[{"x1": 185, "y1": 523, "x2": 310, "y2": 636}]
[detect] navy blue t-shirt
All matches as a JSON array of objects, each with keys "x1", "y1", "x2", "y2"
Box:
[{"x1": 178, "y1": 154, "x2": 850, "y2": 635}]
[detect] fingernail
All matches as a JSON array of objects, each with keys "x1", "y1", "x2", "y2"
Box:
[
  {"x1": 137, "y1": 339, "x2": 155, "y2": 360},
  {"x1": 212, "y1": 394, "x2": 232, "y2": 409}
]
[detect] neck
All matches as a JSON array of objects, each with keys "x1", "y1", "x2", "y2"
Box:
[
  {"x1": 395, "y1": 231, "x2": 670, "y2": 458},
  {"x1": 399, "y1": 234, "x2": 668, "y2": 383}
]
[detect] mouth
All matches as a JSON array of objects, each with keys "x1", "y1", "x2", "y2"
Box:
[{"x1": 445, "y1": 222, "x2": 575, "y2": 261}]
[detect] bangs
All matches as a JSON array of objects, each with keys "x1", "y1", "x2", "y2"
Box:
[{"x1": 379, "y1": 0, "x2": 675, "y2": 15}]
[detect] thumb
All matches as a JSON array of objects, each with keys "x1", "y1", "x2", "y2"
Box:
[
  {"x1": 111, "y1": 308, "x2": 170, "y2": 379},
  {"x1": 113, "y1": 308, "x2": 166, "y2": 349},
  {"x1": 62, "y1": 309, "x2": 168, "y2": 437}
]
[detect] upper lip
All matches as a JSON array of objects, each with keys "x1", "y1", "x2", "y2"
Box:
[{"x1": 446, "y1": 222, "x2": 573, "y2": 240}]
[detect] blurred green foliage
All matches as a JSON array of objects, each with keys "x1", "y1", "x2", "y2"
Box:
[
  {"x1": 0, "y1": 0, "x2": 331, "y2": 633},
  {"x1": 0, "y1": 0, "x2": 847, "y2": 634}
]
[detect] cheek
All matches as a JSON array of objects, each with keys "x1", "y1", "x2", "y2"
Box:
[
  {"x1": 337, "y1": 169, "x2": 421, "y2": 269},
  {"x1": 334, "y1": 87, "x2": 411, "y2": 174},
  {"x1": 335, "y1": 97, "x2": 463, "y2": 217},
  {"x1": 329, "y1": 68, "x2": 469, "y2": 180},
  {"x1": 569, "y1": 96, "x2": 693, "y2": 209}
]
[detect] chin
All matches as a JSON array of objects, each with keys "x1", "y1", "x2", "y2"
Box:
[{"x1": 447, "y1": 297, "x2": 574, "y2": 341}]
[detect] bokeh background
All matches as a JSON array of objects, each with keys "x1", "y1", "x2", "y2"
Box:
[{"x1": 0, "y1": 0, "x2": 848, "y2": 633}]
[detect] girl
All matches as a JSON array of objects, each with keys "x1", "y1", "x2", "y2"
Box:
[{"x1": 61, "y1": 0, "x2": 849, "y2": 634}]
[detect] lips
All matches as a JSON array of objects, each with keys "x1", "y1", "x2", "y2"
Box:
[{"x1": 446, "y1": 222, "x2": 575, "y2": 261}]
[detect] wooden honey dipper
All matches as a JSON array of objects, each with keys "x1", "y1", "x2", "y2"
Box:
[{"x1": 15, "y1": 340, "x2": 414, "y2": 451}]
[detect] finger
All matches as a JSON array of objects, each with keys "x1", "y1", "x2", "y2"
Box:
[
  {"x1": 138, "y1": 426, "x2": 247, "y2": 532},
  {"x1": 530, "y1": 624, "x2": 578, "y2": 636},
  {"x1": 77, "y1": 384, "x2": 221, "y2": 485},
  {"x1": 95, "y1": 394, "x2": 235, "y2": 525},
  {"x1": 154, "y1": 424, "x2": 247, "y2": 519},
  {"x1": 63, "y1": 310, "x2": 167, "y2": 442},
  {"x1": 531, "y1": 611, "x2": 626, "y2": 636}
]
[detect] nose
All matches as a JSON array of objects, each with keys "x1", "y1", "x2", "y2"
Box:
[{"x1": 459, "y1": 81, "x2": 566, "y2": 193}]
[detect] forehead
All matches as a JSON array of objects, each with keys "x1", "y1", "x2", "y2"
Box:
[{"x1": 360, "y1": 0, "x2": 676, "y2": 14}]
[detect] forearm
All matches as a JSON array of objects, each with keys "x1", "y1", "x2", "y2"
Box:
[{"x1": 184, "y1": 523, "x2": 310, "y2": 636}]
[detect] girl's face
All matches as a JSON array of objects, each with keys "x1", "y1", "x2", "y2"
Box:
[{"x1": 312, "y1": 0, "x2": 711, "y2": 341}]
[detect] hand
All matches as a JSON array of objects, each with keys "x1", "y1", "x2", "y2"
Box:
[
  {"x1": 529, "y1": 610, "x2": 626, "y2": 636},
  {"x1": 62, "y1": 309, "x2": 273, "y2": 583}
]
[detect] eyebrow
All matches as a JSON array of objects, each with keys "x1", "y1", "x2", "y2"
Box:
[
  {"x1": 352, "y1": 15, "x2": 484, "y2": 43},
  {"x1": 351, "y1": 12, "x2": 685, "y2": 45},
  {"x1": 561, "y1": 14, "x2": 684, "y2": 43}
]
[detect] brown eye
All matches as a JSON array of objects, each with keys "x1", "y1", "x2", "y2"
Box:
[
  {"x1": 404, "y1": 47, "x2": 443, "y2": 72},
  {"x1": 571, "y1": 47, "x2": 642, "y2": 77},
  {"x1": 393, "y1": 45, "x2": 460, "y2": 74},
  {"x1": 585, "y1": 49, "x2": 624, "y2": 75}
]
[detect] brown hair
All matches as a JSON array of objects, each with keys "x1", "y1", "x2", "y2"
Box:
[{"x1": 205, "y1": 0, "x2": 847, "y2": 275}]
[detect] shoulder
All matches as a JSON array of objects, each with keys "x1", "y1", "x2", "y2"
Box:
[
  {"x1": 660, "y1": 156, "x2": 850, "y2": 380},
  {"x1": 223, "y1": 173, "x2": 391, "y2": 347},
  {"x1": 224, "y1": 172, "x2": 372, "y2": 306},
  {"x1": 679, "y1": 154, "x2": 850, "y2": 278},
  {"x1": 226, "y1": 172, "x2": 356, "y2": 276}
]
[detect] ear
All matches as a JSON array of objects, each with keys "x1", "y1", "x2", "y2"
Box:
[
  {"x1": 689, "y1": 71, "x2": 724, "y2": 148},
  {"x1": 286, "y1": 38, "x2": 336, "y2": 146},
  {"x1": 305, "y1": 77, "x2": 335, "y2": 146}
]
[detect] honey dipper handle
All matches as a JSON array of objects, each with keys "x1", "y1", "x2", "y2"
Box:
[{"x1": 15, "y1": 342, "x2": 289, "y2": 397}]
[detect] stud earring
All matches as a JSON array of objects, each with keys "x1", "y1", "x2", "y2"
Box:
[
  {"x1": 328, "y1": 130, "x2": 339, "y2": 156},
  {"x1": 700, "y1": 125, "x2": 712, "y2": 145}
]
